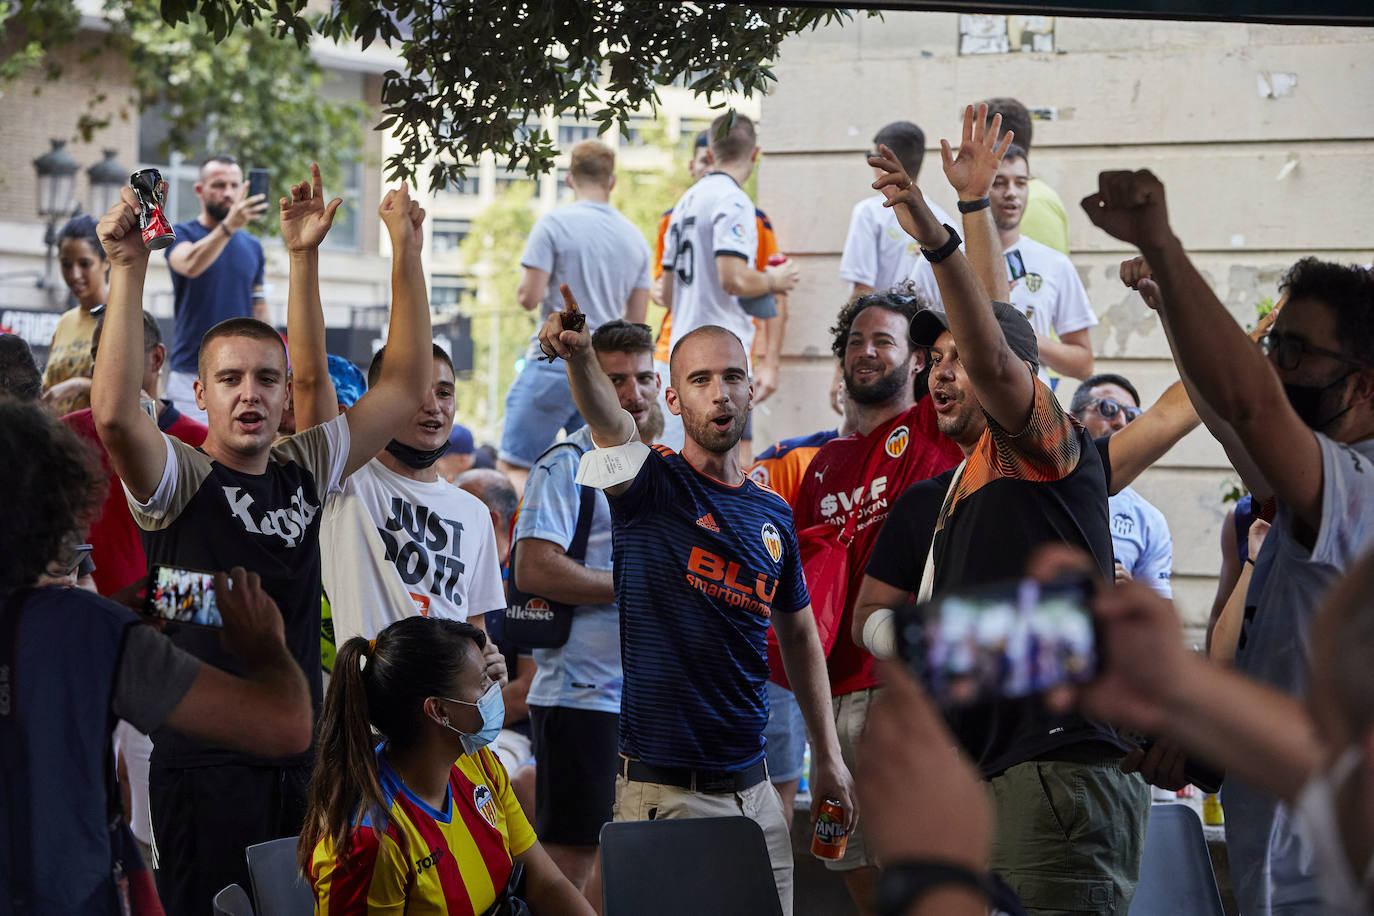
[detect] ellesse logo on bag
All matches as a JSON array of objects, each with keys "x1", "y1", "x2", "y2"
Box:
[
  {"x1": 508, "y1": 598, "x2": 554, "y2": 621},
  {"x1": 885, "y1": 425, "x2": 910, "y2": 458}
]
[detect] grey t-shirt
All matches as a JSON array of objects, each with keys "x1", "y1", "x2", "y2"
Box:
[
  {"x1": 1227, "y1": 434, "x2": 1374, "y2": 915},
  {"x1": 520, "y1": 200, "x2": 651, "y2": 348},
  {"x1": 114, "y1": 622, "x2": 202, "y2": 734}
]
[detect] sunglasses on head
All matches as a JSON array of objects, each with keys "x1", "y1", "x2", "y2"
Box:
[{"x1": 1088, "y1": 398, "x2": 1141, "y2": 423}]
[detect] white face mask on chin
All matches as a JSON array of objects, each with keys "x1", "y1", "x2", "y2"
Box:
[{"x1": 1295, "y1": 746, "x2": 1374, "y2": 915}]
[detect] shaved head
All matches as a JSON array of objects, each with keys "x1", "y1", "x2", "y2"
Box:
[{"x1": 669, "y1": 325, "x2": 746, "y2": 388}]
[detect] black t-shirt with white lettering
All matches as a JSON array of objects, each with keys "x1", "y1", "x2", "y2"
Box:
[{"x1": 129, "y1": 415, "x2": 348, "y2": 768}]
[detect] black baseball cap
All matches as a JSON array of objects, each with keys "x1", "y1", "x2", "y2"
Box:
[{"x1": 909, "y1": 301, "x2": 1040, "y2": 372}]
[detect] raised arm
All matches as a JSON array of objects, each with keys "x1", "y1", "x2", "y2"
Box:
[
  {"x1": 948, "y1": 106, "x2": 1011, "y2": 305},
  {"x1": 1102, "y1": 377, "x2": 1198, "y2": 495},
  {"x1": 91, "y1": 187, "x2": 169, "y2": 501},
  {"x1": 1084, "y1": 173, "x2": 1311, "y2": 525},
  {"x1": 872, "y1": 105, "x2": 1032, "y2": 432},
  {"x1": 336, "y1": 187, "x2": 433, "y2": 478},
  {"x1": 282, "y1": 164, "x2": 344, "y2": 431},
  {"x1": 1118, "y1": 255, "x2": 1274, "y2": 501},
  {"x1": 538, "y1": 286, "x2": 635, "y2": 450}
]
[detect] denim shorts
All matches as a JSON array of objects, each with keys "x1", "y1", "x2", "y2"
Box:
[
  {"x1": 499, "y1": 356, "x2": 585, "y2": 468},
  {"x1": 762, "y1": 681, "x2": 806, "y2": 783}
]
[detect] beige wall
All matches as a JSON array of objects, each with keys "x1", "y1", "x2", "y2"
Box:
[{"x1": 756, "y1": 14, "x2": 1374, "y2": 637}]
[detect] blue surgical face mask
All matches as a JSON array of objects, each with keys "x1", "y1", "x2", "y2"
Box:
[{"x1": 438, "y1": 682, "x2": 504, "y2": 757}]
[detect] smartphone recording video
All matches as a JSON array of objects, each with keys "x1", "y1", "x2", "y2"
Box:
[
  {"x1": 896, "y1": 578, "x2": 1097, "y2": 706},
  {"x1": 146, "y1": 564, "x2": 222, "y2": 628},
  {"x1": 247, "y1": 168, "x2": 270, "y2": 203}
]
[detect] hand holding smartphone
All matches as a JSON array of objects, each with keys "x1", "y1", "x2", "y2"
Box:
[
  {"x1": 247, "y1": 168, "x2": 270, "y2": 214},
  {"x1": 145, "y1": 564, "x2": 223, "y2": 628},
  {"x1": 895, "y1": 577, "x2": 1098, "y2": 707}
]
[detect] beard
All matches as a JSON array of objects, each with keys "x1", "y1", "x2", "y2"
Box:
[
  {"x1": 206, "y1": 200, "x2": 231, "y2": 223},
  {"x1": 845, "y1": 359, "x2": 911, "y2": 406},
  {"x1": 634, "y1": 400, "x2": 665, "y2": 445},
  {"x1": 682, "y1": 404, "x2": 748, "y2": 455},
  {"x1": 935, "y1": 399, "x2": 984, "y2": 443}
]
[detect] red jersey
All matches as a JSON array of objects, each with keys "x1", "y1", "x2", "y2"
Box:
[
  {"x1": 62, "y1": 405, "x2": 207, "y2": 596},
  {"x1": 793, "y1": 400, "x2": 962, "y2": 695}
]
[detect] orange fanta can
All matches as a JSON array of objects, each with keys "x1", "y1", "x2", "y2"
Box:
[{"x1": 811, "y1": 797, "x2": 848, "y2": 859}]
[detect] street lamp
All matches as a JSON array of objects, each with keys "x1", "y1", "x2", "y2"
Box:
[
  {"x1": 87, "y1": 148, "x2": 129, "y2": 219},
  {"x1": 32, "y1": 138, "x2": 80, "y2": 294}
]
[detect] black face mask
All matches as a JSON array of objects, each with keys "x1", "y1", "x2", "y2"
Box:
[
  {"x1": 1283, "y1": 370, "x2": 1356, "y2": 431},
  {"x1": 384, "y1": 439, "x2": 450, "y2": 469}
]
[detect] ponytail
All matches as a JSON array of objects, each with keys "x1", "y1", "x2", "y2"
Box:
[
  {"x1": 296, "y1": 617, "x2": 487, "y2": 874},
  {"x1": 297, "y1": 636, "x2": 389, "y2": 872}
]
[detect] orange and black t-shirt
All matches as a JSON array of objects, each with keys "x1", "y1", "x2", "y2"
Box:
[{"x1": 866, "y1": 379, "x2": 1117, "y2": 776}]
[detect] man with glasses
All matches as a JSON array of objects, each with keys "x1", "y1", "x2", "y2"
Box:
[
  {"x1": 1088, "y1": 167, "x2": 1374, "y2": 915},
  {"x1": 1070, "y1": 374, "x2": 1173, "y2": 596}
]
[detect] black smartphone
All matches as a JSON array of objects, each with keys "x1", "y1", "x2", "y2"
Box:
[
  {"x1": 1006, "y1": 249, "x2": 1028, "y2": 283},
  {"x1": 247, "y1": 168, "x2": 270, "y2": 205},
  {"x1": 62, "y1": 543, "x2": 94, "y2": 577},
  {"x1": 895, "y1": 577, "x2": 1097, "y2": 707},
  {"x1": 145, "y1": 564, "x2": 223, "y2": 628}
]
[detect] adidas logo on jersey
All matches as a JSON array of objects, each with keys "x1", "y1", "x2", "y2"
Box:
[{"x1": 696, "y1": 513, "x2": 720, "y2": 532}]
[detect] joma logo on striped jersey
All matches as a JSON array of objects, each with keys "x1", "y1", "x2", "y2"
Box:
[
  {"x1": 416, "y1": 846, "x2": 446, "y2": 872},
  {"x1": 818, "y1": 476, "x2": 888, "y2": 519},
  {"x1": 685, "y1": 547, "x2": 778, "y2": 618}
]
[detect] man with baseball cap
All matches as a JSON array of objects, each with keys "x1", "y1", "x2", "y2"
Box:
[{"x1": 849, "y1": 112, "x2": 1149, "y2": 912}]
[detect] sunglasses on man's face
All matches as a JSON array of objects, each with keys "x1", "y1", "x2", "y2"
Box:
[
  {"x1": 1088, "y1": 398, "x2": 1141, "y2": 423},
  {"x1": 1260, "y1": 330, "x2": 1366, "y2": 373}
]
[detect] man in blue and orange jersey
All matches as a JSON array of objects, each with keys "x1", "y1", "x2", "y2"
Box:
[{"x1": 538, "y1": 303, "x2": 854, "y2": 916}]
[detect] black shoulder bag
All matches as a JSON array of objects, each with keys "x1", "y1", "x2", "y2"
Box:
[{"x1": 504, "y1": 442, "x2": 598, "y2": 649}]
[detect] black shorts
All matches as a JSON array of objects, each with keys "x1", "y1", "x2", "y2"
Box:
[
  {"x1": 530, "y1": 705, "x2": 619, "y2": 846},
  {"x1": 150, "y1": 763, "x2": 310, "y2": 915}
]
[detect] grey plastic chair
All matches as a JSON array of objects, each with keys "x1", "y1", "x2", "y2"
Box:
[
  {"x1": 245, "y1": 836, "x2": 314, "y2": 916},
  {"x1": 600, "y1": 816, "x2": 783, "y2": 916},
  {"x1": 211, "y1": 883, "x2": 255, "y2": 916},
  {"x1": 1129, "y1": 804, "x2": 1225, "y2": 915}
]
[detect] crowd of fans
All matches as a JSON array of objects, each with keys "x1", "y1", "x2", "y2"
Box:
[{"x1": 3, "y1": 94, "x2": 1373, "y2": 916}]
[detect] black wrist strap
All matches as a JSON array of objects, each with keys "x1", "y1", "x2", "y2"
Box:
[
  {"x1": 875, "y1": 860, "x2": 1003, "y2": 916},
  {"x1": 957, "y1": 197, "x2": 991, "y2": 214},
  {"x1": 920, "y1": 224, "x2": 962, "y2": 264}
]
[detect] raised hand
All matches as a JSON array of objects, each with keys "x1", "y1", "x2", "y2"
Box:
[
  {"x1": 97, "y1": 186, "x2": 153, "y2": 268},
  {"x1": 941, "y1": 103, "x2": 1014, "y2": 201},
  {"x1": 537, "y1": 284, "x2": 593, "y2": 363},
  {"x1": 1119, "y1": 256, "x2": 1162, "y2": 310},
  {"x1": 379, "y1": 184, "x2": 425, "y2": 253},
  {"x1": 279, "y1": 163, "x2": 343, "y2": 253},
  {"x1": 868, "y1": 144, "x2": 945, "y2": 248},
  {"x1": 1082, "y1": 170, "x2": 1176, "y2": 253}
]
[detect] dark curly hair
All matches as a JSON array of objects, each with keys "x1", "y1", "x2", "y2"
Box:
[
  {"x1": 0, "y1": 397, "x2": 106, "y2": 589},
  {"x1": 829, "y1": 285, "x2": 928, "y2": 359},
  {"x1": 1279, "y1": 258, "x2": 1374, "y2": 366}
]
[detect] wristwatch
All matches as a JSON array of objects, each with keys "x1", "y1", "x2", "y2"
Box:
[
  {"x1": 920, "y1": 224, "x2": 962, "y2": 264},
  {"x1": 874, "y1": 860, "x2": 995, "y2": 916}
]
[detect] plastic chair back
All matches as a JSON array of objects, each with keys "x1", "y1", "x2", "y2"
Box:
[
  {"x1": 211, "y1": 883, "x2": 255, "y2": 916},
  {"x1": 1129, "y1": 804, "x2": 1225, "y2": 916},
  {"x1": 245, "y1": 836, "x2": 314, "y2": 916},
  {"x1": 600, "y1": 816, "x2": 783, "y2": 916}
]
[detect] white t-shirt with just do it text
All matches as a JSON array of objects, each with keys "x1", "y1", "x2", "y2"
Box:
[{"x1": 322, "y1": 458, "x2": 506, "y2": 645}]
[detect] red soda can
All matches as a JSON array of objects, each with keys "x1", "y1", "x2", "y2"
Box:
[
  {"x1": 767, "y1": 252, "x2": 788, "y2": 267},
  {"x1": 811, "y1": 797, "x2": 848, "y2": 859},
  {"x1": 129, "y1": 168, "x2": 176, "y2": 251}
]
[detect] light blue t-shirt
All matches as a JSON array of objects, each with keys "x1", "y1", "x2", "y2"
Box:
[
  {"x1": 519, "y1": 200, "x2": 651, "y2": 354},
  {"x1": 1108, "y1": 486, "x2": 1172, "y2": 598},
  {"x1": 1227, "y1": 434, "x2": 1374, "y2": 916},
  {"x1": 515, "y1": 426, "x2": 622, "y2": 714}
]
